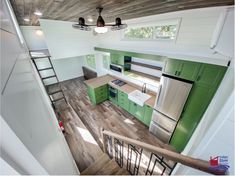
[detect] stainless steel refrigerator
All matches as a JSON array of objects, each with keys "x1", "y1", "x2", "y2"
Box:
[{"x1": 149, "y1": 74, "x2": 193, "y2": 143}]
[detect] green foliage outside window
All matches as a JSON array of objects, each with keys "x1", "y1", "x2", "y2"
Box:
[{"x1": 124, "y1": 24, "x2": 177, "y2": 40}]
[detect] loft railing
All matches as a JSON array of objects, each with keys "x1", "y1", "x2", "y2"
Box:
[{"x1": 101, "y1": 128, "x2": 225, "y2": 175}]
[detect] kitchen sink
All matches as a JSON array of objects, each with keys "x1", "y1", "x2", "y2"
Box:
[{"x1": 128, "y1": 90, "x2": 151, "y2": 106}]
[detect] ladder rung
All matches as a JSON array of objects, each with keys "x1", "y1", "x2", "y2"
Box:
[
  {"x1": 38, "y1": 67, "x2": 53, "y2": 71},
  {"x1": 42, "y1": 75, "x2": 56, "y2": 80},
  {"x1": 48, "y1": 90, "x2": 62, "y2": 95},
  {"x1": 52, "y1": 97, "x2": 66, "y2": 102},
  {"x1": 31, "y1": 56, "x2": 50, "y2": 60}
]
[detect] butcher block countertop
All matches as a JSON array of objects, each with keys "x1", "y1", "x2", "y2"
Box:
[{"x1": 84, "y1": 74, "x2": 157, "y2": 108}]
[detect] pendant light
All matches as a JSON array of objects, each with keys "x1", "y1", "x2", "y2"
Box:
[{"x1": 72, "y1": 7, "x2": 127, "y2": 34}]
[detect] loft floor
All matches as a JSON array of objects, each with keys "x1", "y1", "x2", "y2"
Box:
[{"x1": 54, "y1": 77, "x2": 175, "y2": 172}]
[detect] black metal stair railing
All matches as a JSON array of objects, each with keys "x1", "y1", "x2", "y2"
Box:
[
  {"x1": 102, "y1": 128, "x2": 176, "y2": 175},
  {"x1": 101, "y1": 129, "x2": 223, "y2": 175}
]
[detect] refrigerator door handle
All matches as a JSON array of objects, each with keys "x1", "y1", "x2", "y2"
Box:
[{"x1": 156, "y1": 84, "x2": 162, "y2": 105}]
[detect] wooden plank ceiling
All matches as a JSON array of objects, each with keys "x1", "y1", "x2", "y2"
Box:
[{"x1": 10, "y1": 0, "x2": 234, "y2": 26}]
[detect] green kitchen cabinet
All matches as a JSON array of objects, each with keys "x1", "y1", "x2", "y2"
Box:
[
  {"x1": 110, "y1": 54, "x2": 124, "y2": 66},
  {"x1": 170, "y1": 64, "x2": 227, "y2": 152},
  {"x1": 87, "y1": 85, "x2": 96, "y2": 104},
  {"x1": 86, "y1": 84, "x2": 108, "y2": 104},
  {"x1": 143, "y1": 105, "x2": 153, "y2": 126},
  {"x1": 163, "y1": 59, "x2": 201, "y2": 81},
  {"x1": 163, "y1": 59, "x2": 181, "y2": 76},
  {"x1": 118, "y1": 90, "x2": 129, "y2": 111},
  {"x1": 135, "y1": 104, "x2": 145, "y2": 121},
  {"x1": 129, "y1": 101, "x2": 137, "y2": 116},
  {"x1": 178, "y1": 61, "x2": 201, "y2": 81},
  {"x1": 129, "y1": 101, "x2": 145, "y2": 122}
]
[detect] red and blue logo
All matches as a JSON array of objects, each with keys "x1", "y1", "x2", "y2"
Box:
[{"x1": 209, "y1": 156, "x2": 230, "y2": 174}]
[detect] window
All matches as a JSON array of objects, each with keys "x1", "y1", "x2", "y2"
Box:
[
  {"x1": 85, "y1": 55, "x2": 96, "y2": 69},
  {"x1": 123, "y1": 19, "x2": 180, "y2": 40}
]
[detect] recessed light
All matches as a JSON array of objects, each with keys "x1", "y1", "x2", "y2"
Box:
[
  {"x1": 35, "y1": 29, "x2": 43, "y2": 36},
  {"x1": 24, "y1": 18, "x2": 30, "y2": 22},
  {"x1": 87, "y1": 17, "x2": 93, "y2": 22},
  {"x1": 34, "y1": 11, "x2": 42, "y2": 16}
]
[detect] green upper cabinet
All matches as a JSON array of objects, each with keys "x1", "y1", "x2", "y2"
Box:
[
  {"x1": 170, "y1": 63, "x2": 227, "y2": 152},
  {"x1": 195, "y1": 64, "x2": 227, "y2": 87},
  {"x1": 110, "y1": 54, "x2": 124, "y2": 66},
  {"x1": 163, "y1": 59, "x2": 201, "y2": 81},
  {"x1": 86, "y1": 55, "x2": 96, "y2": 69},
  {"x1": 178, "y1": 61, "x2": 201, "y2": 81},
  {"x1": 163, "y1": 59, "x2": 181, "y2": 76}
]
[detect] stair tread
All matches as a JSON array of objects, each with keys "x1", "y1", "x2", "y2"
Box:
[
  {"x1": 95, "y1": 159, "x2": 122, "y2": 175},
  {"x1": 81, "y1": 153, "x2": 110, "y2": 175},
  {"x1": 115, "y1": 168, "x2": 130, "y2": 175}
]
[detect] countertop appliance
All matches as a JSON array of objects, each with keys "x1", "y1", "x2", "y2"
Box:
[
  {"x1": 110, "y1": 64, "x2": 123, "y2": 73},
  {"x1": 111, "y1": 79, "x2": 126, "y2": 87},
  {"x1": 149, "y1": 74, "x2": 193, "y2": 143}
]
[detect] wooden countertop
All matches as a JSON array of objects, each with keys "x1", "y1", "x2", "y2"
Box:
[
  {"x1": 84, "y1": 74, "x2": 157, "y2": 108},
  {"x1": 84, "y1": 75, "x2": 115, "y2": 88}
]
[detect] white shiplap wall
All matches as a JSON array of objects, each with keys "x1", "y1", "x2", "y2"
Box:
[{"x1": 98, "y1": 6, "x2": 232, "y2": 65}]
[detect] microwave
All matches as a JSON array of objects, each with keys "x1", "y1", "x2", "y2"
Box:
[{"x1": 110, "y1": 64, "x2": 122, "y2": 73}]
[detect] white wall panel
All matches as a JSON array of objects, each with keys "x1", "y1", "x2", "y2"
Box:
[
  {"x1": 1, "y1": 0, "x2": 79, "y2": 174},
  {"x1": 20, "y1": 26, "x2": 48, "y2": 50},
  {"x1": 52, "y1": 56, "x2": 85, "y2": 81},
  {"x1": 98, "y1": 6, "x2": 231, "y2": 65},
  {"x1": 40, "y1": 19, "x2": 99, "y2": 59}
]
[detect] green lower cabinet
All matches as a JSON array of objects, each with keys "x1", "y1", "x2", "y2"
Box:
[
  {"x1": 129, "y1": 101, "x2": 137, "y2": 116},
  {"x1": 87, "y1": 85, "x2": 96, "y2": 104},
  {"x1": 135, "y1": 104, "x2": 145, "y2": 121},
  {"x1": 129, "y1": 101, "x2": 145, "y2": 122},
  {"x1": 86, "y1": 84, "x2": 108, "y2": 104},
  {"x1": 143, "y1": 105, "x2": 153, "y2": 126},
  {"x1": 118, "y1": 90, "x2": 129, "y2": 111},
  {"x1": 170, "y1": 118, "x2": 198, "y2": 152}
]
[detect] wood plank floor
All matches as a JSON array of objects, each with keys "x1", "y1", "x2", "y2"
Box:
[{"x1": 54, "y1": 77, "x2": 176, "y2": 172}]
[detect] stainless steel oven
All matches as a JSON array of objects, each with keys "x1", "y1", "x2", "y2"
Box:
[{"x1": 109, "y1": 86, "x2": 118, "y2": 100}]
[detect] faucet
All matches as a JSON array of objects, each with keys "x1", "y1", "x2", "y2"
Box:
[{"x1": 142, "y1": 83, "x2": 147, "y2": 93}]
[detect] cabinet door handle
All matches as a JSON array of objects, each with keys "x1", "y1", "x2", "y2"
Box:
[
  {"x1": 197, "y1": 76, "x2": 201, "y2": 81},
  {"x1": 175, "y1": 71, "x2": 178, "y2": 75},
  {"x1": 178, "y1": 71, "x2": 181, "y2": 76}
]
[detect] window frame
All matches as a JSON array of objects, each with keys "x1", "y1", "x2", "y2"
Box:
[{"x1": 121, "y1": 18, "x2": 181, "y2": 42}]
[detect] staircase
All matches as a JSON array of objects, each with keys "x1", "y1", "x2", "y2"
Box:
[
  {"x1": 97, "y1": 129, "x2": 227, "y2": 175},
  {"x1": 81, "y1": 153, "x2": 129, "y2": 175}
]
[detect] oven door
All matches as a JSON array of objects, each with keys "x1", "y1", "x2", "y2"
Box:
[{"x1": 109, "y1": 87, "x2": 117, "y2": 99}]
